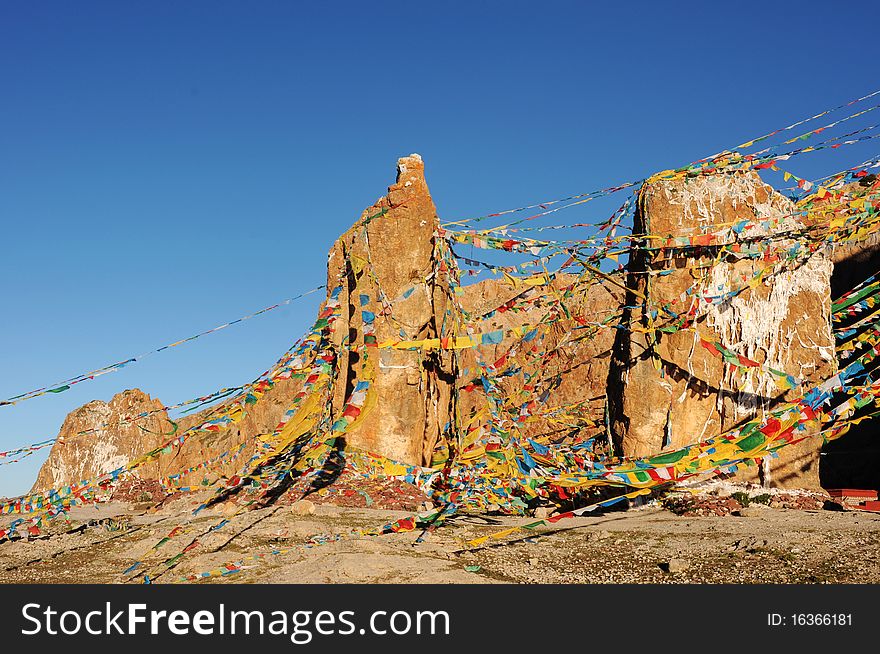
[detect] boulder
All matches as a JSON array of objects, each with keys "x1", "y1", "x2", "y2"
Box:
[{"x1": 608, "y1": 170, "x2": 835, "y2": 488}]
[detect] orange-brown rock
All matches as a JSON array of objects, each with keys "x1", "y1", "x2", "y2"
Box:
[
  {"x1": 33, "y1": 158, "x2": 850, "y2": 497},
  {"x1": 33, "y1": 156, "x2": 625, "y2": 491},
  {"x1": 167, "y1": 372, "x2": 310, "y2": 482},
  {"x1": 325, "y1": 154, "x2": 456, "y2": 466},
  {"x1": 456, "y1": 275, "x2": 622, "y2": 444},
  {"x1": 31, "y1": 368, "x2": 315, "y2": 493},
  {"x1": 608, "y1": 170, "x2": 836, "y2": 488},
  {"x1": 31, "y1": 389, "x2": 172, "y2": 493}
]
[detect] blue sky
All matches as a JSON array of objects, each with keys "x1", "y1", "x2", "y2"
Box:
[{"x1": 1, "y1": 1, "x2": 877, "y2": 496}]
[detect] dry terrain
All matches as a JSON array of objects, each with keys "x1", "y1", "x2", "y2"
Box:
[{"x1": 2, "y1": 490, "x2": 879, "y2": 584}]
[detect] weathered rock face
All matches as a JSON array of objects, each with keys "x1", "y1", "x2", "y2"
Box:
[
  {"x1": 33, "y1": 156, "x2": 624, "y2": 491},
  {"x1": 33, "y1": 159, "x2": 846, "y2": 496},
  {"x1": 32, "y1": 357, "x2": 323, "y2": 493},
  {"x1": 31, "y1": 389, "x2": 172, "y2": 493},
  {"x1": 168, "y1": 374, "x2": 309, "y2": 482},
  {"x1": 31, "y1": 156, "x2": 458, "y2": 492},
  {"x1": 608, "y1": 171, "x2": 836, "y2": 488},
  {"x1": 325, "y1": 154, "x2": 457, "y2": 466},
  {"x1": 456, "y1": 275, "x2": 622, "y2": 444}
]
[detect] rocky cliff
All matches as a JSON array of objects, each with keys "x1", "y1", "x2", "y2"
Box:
[
  {"x1": 32, "y1": 157, "x2": 850, "y2": 495},
  {"x1": 608, "y1": 171, "x2": 835, "y2": 487},
  {"x1": 324, "y1": 154, "x2": 457, "y2": 466},
  {"x1": 31, "y1": 389, "x2": 172, "y2": 491}
]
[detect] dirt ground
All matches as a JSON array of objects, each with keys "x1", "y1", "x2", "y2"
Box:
[{"x1": 2, "y1": 489, "x2": 880, "y2": 584}]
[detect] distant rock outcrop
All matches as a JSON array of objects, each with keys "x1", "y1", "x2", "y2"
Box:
[{"x1": 31, "y1": 389, "x2": 172, "y2": 493}]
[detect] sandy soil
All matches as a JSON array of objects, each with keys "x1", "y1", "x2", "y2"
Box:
[{"x1": 2, "y1": 492, "x2": 880, "y2": 584}]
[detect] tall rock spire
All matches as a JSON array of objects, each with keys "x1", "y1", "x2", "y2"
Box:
[{"x1": 325, "y1": 154, "x2": 457, "y2": 466}]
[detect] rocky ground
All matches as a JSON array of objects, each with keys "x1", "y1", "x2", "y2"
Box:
[{"x1": 2, "y1": 483, "x2": 880, "y2": 584}]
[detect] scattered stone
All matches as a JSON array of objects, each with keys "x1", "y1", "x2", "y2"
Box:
[
  {"x1": 110, "y1": 477, "x2": 169, "y2": 505},
  {"x1": 662, "y1": 495, "x2": 742, "y2": 517},
  {"x1": 285, "y1": 472, "x2": 431, "y2": 512},
  {"x1": 586, "y1": 530, "x2": 611, "y2": 542},
  {"x1": 290, "y1": 500, "x2": 316, "y2": 516},
  {"x1": 663, "y1": 489, "x2": 827, "y2": 517},
  {"x1": 728, "y1": 536, "x2": 768, "y2": 553},
  {"x1": 662, "y1": 558, "x2": 690, "y2": 574},
  {"x1": 769, "y1": 491, "x2": 826, "y2": 511},
  {"x1": 221, "y1": 501, "x2": 240, "y2": 517}
]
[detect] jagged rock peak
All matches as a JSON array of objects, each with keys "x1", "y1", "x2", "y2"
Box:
[{"x1": 31, "y1": 389, "x2": 171, "y2": 493}]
